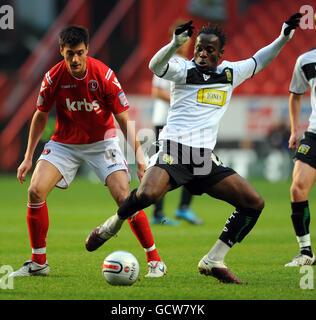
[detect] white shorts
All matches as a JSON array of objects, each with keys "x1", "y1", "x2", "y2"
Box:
[{"x1": 37, "y1": 139, "x2": 130, "y2": 189}]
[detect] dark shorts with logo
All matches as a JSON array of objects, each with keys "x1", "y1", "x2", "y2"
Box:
[
  {"x1": 147, "y1": 140, "x2": 236, "y2": 195},
  {"x1": 294, "y1": 131, "x2": 316, "y2": 169}
]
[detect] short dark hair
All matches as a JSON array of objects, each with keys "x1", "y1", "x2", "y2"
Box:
[
  {"x1": 197, "y1": 24, "x2": 227, "y2": 49},
  {"x1": 59, "y1": 25, "x2": 89, "y2": 48}
]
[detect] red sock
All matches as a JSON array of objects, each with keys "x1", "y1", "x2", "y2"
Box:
[
  {"x1": 127, "y1": 210, "x2": 161, "y2": 262},
  {"x1": 27, "y1": 201, "x2": 49, "y2": 265}
]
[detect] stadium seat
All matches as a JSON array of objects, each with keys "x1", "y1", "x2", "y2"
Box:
[{"x1": 223, "y1": 0, "x2": 313, "y2": 95}]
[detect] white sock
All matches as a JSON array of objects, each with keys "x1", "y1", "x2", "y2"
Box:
[
  {"x1": 297, "y1": 234, "x2": 311, "y2": 249},
  {"x1": 207, "y1": 239, "x2": 231, "y2": 262},
  {"x1": 99, "y1": 213, "x2": 124, "y2": 238}
]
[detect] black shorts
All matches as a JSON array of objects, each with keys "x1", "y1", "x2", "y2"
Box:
[
  {"x1": 294, "y1": 131, "x2": 316, "y2": 170},
  {"x1": 147, "y1": 140, "x2": 236, "y2": 195}
]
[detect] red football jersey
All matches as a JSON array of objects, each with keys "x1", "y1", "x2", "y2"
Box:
[{"x1": 36, "y1": 56, "x2": 130, "y2": 144}]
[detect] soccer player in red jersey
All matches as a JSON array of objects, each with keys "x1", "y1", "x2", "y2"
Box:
[{"x1": 11, "y1": 26, "x2": 166, "y2": 278}]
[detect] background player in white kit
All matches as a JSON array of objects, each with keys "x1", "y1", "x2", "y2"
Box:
[
  {"x1": 89, "y1": 14, "x2": 302, "y2": 284},
  {"x1": 11, "y1": 25, "x2": 166, "y2": 278},
  {"x1": 285, "y1": 13, "x2": 316, "y2": 267},
  {"x1": 151, "y1": 20, "x2": 202, "y2": 226}
]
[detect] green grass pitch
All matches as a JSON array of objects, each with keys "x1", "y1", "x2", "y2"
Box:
[{"x1": 0, "y1": 174, "x2": 315, "y2": 300}]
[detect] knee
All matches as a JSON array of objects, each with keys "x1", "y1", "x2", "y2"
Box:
[
  {"x1": 136, "y1": 186, "x2": 161, "y2": 207},
  {"x1": 28, "y1": 184, "x2": 46, "y2": 203},
  {"x1": 114, "y1": 189, "x2": 130, "y2": 207},
  {"x1": 245, "y1": 192, "x2": 265, "y2": 211},
  {"x1": 254, "y1": 195, "x2": 265, "y2": 211},
  {"x1": 290, "y1": 180, "x2": 307, "y2": 199}
]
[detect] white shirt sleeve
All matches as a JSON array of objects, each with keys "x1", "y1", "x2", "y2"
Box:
[
  {"x1": 289, "y1": 56, "x2": 310, "y2": 94},
  {"x1": 159, "y1": 56, "x2": 187, "y2": 84},
  {"x1": 224, "y1": 58, "x2": 256, "y2": 88}
]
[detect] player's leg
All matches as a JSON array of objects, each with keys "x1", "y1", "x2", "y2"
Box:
[
  {"x1": 85, "y1": 166, "x2": 171, "y2": 277},
  {"x1": 28, "y1": 159, "x2": 63, "y2": 202},
  {"x1": 152, "y1": 190, "x2": 180, "y2": 225},
  {"x1": 198, "y1": 171, "x2": 264, "y2": 284},
  {"x1": 208, "y1": 172, "x2": 264, "y2": 244},
  {"x1": 85, "y1": 138, "x2": 172, "y2": 245},
  {"x1": 10, "y1": 160, "x2": 62, "y2": 277},
  {"x1": 28, "y1": 159, "x2": 63, "y2": 261},
  {"x1": 91, "y1": 139, "x2": 189, "y2": 240},
  {"x1": 174, "y1": 187, "x2": 202, "y2": 224},
  {"x1": 84, "y1": 139, "x2": 171, "y2": 275},
  {"x1": 152, "y1": 198, "x2": 165, "y2": 222},
  {"x1": 86, "y1": 165, "x2": 172, "y2": 245},
  {"x1": 86, "y1": 166, "x2": 172, "y2": 247},
  {"x1": 106, "y1": 170, "x2": 166, "y2": 275},
  {"x1": 285, "y1": 160, "x2": 316, "y2": 266},
  {"x1": 113, "y1": 166, "x2": 172, "y2": 220},
  {"x1": 10, "y1": 141, "x2": 81, "y2": 278}
]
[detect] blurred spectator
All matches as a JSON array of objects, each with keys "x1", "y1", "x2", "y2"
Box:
[
  {"x1": 264, "y1": 120, "x2": 292, "y2": 182},
  {"x1": 238, "y1": 0, "x2": 261, "y2": 13},
  {"x1": 267, "y1": 120, "x2": 291, "y2": 150},
  {"x1": 188, "y1": 0, "x2": 226, "y2": 22}
]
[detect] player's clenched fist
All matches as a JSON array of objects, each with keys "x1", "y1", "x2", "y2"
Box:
[{"x1": 172, "y1": 20, "x2": 195, "y2": 47}]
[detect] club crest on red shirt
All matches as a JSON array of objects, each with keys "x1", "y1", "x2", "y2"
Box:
[{"x1": 88, "y1": 80, "x2": 98, "y2": 91}]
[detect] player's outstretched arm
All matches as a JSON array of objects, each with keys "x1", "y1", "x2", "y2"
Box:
[
  {"x1": 17, "y1": 110, "x2": 48, "y2": 184},
  {"x1": 149, "y1": 21, "x2": 194, "y2": 76},
  {"x1": 288, "y1": 92, "x2": 303, "y2": 150},
  {"x1": 252, "y1": 13, "x2": 302, "y2": 74}
]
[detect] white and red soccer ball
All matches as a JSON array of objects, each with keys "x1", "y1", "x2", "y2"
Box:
[{"x1": 102, "y1": 250, "x2": 139, "y2": 286}]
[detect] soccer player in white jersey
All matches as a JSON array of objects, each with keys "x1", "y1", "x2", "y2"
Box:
[
  {"x1": 285, "y1": 14, "x2": 316, "y2": 267},
  {"x1": 89, "y1": 14, "x2": 302, "y2": 284}
]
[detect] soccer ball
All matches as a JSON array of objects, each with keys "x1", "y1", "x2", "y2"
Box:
[{"x1": 102, "y1": 250, "x2": 140, "y2": 286}]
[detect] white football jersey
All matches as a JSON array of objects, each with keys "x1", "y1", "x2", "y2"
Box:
[
  {"x1": 158, "y1": 56, "x2": 256, "y2": 149},
  {"x1": 289, "y1": 47, "x2": 316, "y2": 134}
]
